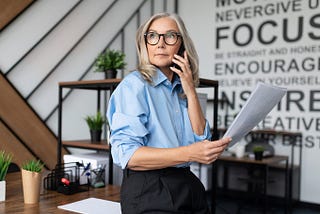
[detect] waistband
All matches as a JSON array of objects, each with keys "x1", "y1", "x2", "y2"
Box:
[{"x1": 124, "y1": 167, "x2": 190, "y2": 177}]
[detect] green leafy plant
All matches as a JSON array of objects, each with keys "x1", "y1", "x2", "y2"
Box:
[
  {"x1": 85, "y1": 111, "x2": 106, "y2": 131},
  {"x1": 253, "y1": 145, "x2": 265, "y2": 153},
  {"x1": 94, "y1": 49, "x2": 126, "y2": 72},
  {"x1": 21, "y1": 160, "x2": 44, "y2": 173},
  {"x1": 0, "y1": 151, "x2": 12, "y2": 181}
]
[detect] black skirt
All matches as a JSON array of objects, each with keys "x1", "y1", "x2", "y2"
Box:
[{"x1": 120, "y1": 167, "x2": 210, "y2": 214}]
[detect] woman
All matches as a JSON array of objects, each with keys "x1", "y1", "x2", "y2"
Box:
[{"x1": 107, "y1": 12, "x2": 231, "y2": 213}]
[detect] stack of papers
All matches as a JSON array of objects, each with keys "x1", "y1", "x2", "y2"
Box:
[{"x1": 223, "y1": 82, "x2": 287, "y2": 148}]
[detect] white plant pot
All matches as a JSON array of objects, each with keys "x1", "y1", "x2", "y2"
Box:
[{"x1": 0, "y1": 180, "x2": 5, "y2": 202}]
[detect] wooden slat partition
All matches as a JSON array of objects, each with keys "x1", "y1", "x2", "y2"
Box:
[
  {"x1": 0, "y1": 74, "x2": 68, "y2": 169},
  {"x1": 0, "y1": 121, "x2": 35, "y2": 167},
  {"x1": 0, "y1": 0, "x2": 33, "y2": 31}
]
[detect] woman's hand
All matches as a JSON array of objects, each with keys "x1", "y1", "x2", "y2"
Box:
[
  {"x1": 186, "y1": 137, "x2": 232, "y2": 164},
  {"x1": 170, "y1": 51, "x2": 195, "y2": 96},
  {"x1": 127, "y1": 137, "x2": 231, "y2": 170},
  {"x1": 171, "y1": 51, "x2": 205, "y2": 135}
]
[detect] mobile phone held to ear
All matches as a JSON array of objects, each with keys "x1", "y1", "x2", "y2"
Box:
[{"x1": 172, "y1": 44, "x2": 185, "y2": 70}]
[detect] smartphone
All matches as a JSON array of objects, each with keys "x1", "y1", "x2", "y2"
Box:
[{"x1": 172, "y1": 44, "x2": 185, "y2": 70}]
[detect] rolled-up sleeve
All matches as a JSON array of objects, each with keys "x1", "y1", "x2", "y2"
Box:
[
  {"x1": 107, "y1": 76, "x2": 149, "y2": 169},
  {"x1": 193, "y1": 119, "x2": 212, "y2": 142},
  {"x1": 109, "y1": 112, "x2": 148, "y2": 169}
]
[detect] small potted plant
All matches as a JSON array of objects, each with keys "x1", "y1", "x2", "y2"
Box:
[
  {"x1": 94, "y1": 49, "x2": 126, "y2": 79},
  {"x1": 0, "y1": 150, "x2": 12, "y2": 202},
  {"x1": 85, "y1": 111, "x2": 106, "y2": 143},
  {"x1": 21, "y1": 159, "x2": 44, "y2": 204},
  {"x1": 253, "y1": 145, "x2": 265, "y2": 161}
]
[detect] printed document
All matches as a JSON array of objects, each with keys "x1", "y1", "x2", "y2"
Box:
[
  {"x1": 223, "y1": 82, "x2": 287, "y2": 148},
  {"x1": 58, "y1": 197, "x2": 121, "y2": 214}
]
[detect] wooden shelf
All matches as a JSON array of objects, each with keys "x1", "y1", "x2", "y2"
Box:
[
  {"x1": 58, "y1": 79, "x2": 122, "y2": 185},
  {"x1": 219, "y1": 155, "x2": 288, "y2": 165},
  {"x1": 59, "y1": 78, "x2": 122, "y2": 90},
  {"x1": 62, "y1": 140, "x2": 110, "y2": 150}
]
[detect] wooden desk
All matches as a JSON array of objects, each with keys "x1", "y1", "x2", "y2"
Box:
[
  {"x1": 0, "y1": 172, "x2": 120, "y2": 213},
  {"x1": 218, "y1": 155, "x2": 288, "y2": 166},
  {"x1": 216, "y1": 128, "x2": 302, "y2": 211},
  {"x1": 216, "y1": 155, "x2": 289, "y2": 214}
]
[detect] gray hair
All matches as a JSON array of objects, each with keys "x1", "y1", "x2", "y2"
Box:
[{"x1": 136, "y1": 12, "x2": 199, "y2": 86}]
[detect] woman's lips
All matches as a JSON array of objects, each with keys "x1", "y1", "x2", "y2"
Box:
[{"x1": 155, "y1": 53, "x2": 169, "y2": 57}]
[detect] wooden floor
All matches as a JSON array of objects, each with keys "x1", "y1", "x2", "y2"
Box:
[{"x1": 213, "y1": 191, "x2": 320, "y2": 214}]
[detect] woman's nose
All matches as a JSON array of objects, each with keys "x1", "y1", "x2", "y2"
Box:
[{"x1": 157, "y1": 35, "x2": 166, "y2": 47}]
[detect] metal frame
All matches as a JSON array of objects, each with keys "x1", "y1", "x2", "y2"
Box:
[
  {"x1": 198, "y1": 78, "x2": 219, "y2": 213},
  {"x1": 57, "y1": 79, "x2": 121, "y2": 184}
]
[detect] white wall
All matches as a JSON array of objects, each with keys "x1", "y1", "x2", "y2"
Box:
[
  {"x1": 180, "y1": 0, "x2": 320, "y2": 204},
  {"x1": 0, "y1": 0, "x2": 146, "y2": 141},
  {"x1": 1, "y1": 0, "x2": 319, "y2": 204}
]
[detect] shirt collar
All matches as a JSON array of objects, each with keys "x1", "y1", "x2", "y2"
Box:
[
  {"x1": 152, "y1": 69, "x2": 168, "y2": 86},
  {"x1": 152, "y1": 69, "x2": 181, "y2": 89}
]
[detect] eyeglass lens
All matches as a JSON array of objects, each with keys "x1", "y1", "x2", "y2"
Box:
[{"x1": 145, "y1": 32, "x2": 180, "y2": 45}]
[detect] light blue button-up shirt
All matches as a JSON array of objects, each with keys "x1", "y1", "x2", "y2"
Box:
[{"x1": 107, "y1": 69, "x2": 212, "y2": 169}]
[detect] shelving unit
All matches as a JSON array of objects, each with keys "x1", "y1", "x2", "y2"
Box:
[
  {"x1": 56, "y1": 78, "x2": 219, "y2": 190},
  {"x1": 216, "y1": 124, "x2": 302, "y2": 213},
  {"x1": 57, "y1": 79, "x2": 121, "y2": 185},
  {"x1": 62, "y1": 140, "x2": 109, "y2": 150},
  {"x1": 198, "y1": 78, "x2": 219, "y2": 141},
  {"x1": 198, "y1": 78, "x2": 219, "y2": 214}
]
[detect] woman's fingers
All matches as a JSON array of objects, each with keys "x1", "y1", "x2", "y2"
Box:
[
  {"x1": 212, "y1": 137, "x2": 232, "y2": 148},
  {"x1": 170, "y1": 53, "x2": 196, "y2": 97},
  {"x1": 190, "y1": 138, "x2": 232, "y2": 164},
  {"x1": 171, "y1": 53, "x2": 190, "y2": 73}
]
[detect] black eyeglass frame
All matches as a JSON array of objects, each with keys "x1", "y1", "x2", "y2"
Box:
[{"x1": 144, "y1": 32, "x2": 182, "y2": 45}]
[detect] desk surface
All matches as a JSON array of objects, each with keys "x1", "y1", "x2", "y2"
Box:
[
  {"x1": 0, "y1": 172, "x2": 120, "y2": 213},
  {"x1": 219, "y1": 155, "x2": 288, "y2": 165},
  {"x1": 216, "y1": 154, "x2": 289, "y2": 213}
]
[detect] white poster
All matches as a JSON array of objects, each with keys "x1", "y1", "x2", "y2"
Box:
[{"x1": 211, "y1": 0, "x2": 320, "y2": 204}]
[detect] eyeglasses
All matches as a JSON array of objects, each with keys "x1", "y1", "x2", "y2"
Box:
[{"x1": 144, "y1": 31, "x2": 181, "y2": 45}]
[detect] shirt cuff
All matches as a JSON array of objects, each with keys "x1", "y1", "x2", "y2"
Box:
[
  {"x1": 111, "y1": 141, "x2": 141, "y2": 170},
  {"x1": 193, "y1": 120, "x2": 212, "y2": 142}
]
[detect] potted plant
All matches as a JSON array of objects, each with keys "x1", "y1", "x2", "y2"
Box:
[
  {"x1": 0, "y1": 150, "x2": 12, "y2": 202},
  {"x1": 94, "y1": 49, "x2": 126, "y2": 79},
  {"x1": 21, "y1": 159, "x2": 44, "y2": 204},
  {"x1": 85, "y1": 111, "x2": 106, "y2": 143},
  {"x1": 253, "y1": 145, "x2": 265, "y2": 161}
]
